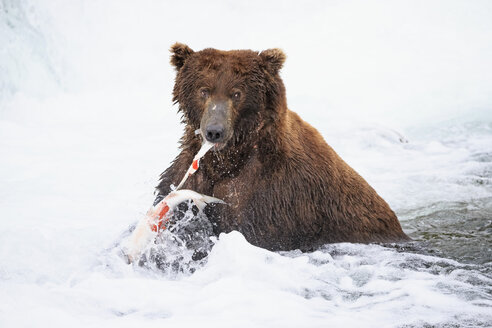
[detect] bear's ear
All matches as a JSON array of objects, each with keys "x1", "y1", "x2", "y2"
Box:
[
  {"x1": 170, "y1": 42, "x2": 194, "y2": 70},
  {"x1": 259, "y1": 48, "x2": 286, "y2": 75}
]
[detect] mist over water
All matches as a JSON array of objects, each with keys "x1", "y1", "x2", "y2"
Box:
[{"x1": 1, "y1": 1, "x2": 491, "y2": 327}]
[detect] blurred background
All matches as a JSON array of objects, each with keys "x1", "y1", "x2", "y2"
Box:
[{"x1": 2, "y1": 0, "x2": 492, "y2": 124}]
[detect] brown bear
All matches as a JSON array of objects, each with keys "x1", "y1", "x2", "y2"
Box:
[{"x1": 156, "y1": 43, "x2": 409, "y2": 252}]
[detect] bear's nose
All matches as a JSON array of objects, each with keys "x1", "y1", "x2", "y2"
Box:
[{"x1": 205, "y1": 124, "x2": 225, "y2": 143}]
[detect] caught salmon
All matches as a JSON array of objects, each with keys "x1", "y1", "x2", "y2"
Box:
[{"x1": 123, "y1": 141, "x2": 223, "y2": 263}]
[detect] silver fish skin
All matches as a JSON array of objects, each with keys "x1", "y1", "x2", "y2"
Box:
[
  {"x1": 123, "y1": 189, "x2": 225, "y2": 263},
  {"x1": 164, "y1": 189, "x2": 226, "y2": 211}
]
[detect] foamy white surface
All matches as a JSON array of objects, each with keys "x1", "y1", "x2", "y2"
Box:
[{"x1": 1, "y1": 1, "x2": 491, "y2": 327}]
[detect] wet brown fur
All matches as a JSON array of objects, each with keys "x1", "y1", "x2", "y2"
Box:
[{"x1": 157, "y1": 43, "x2": 409, "y2": 251}]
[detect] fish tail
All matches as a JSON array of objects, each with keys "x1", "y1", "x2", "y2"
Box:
[
  {"x1": 192, "y1": 198, "x2": 208, "y2": 211},
  {"x1": 192, "y1": 195, "x2": 226, "y2": 211},
  {"x1": 201, "y1": 195, "x2": 226, "y2": 205}
]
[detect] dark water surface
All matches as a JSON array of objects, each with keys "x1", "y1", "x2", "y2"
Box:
[{"x1": 399, "y1": 197, "x2": 492, "y2": 274}]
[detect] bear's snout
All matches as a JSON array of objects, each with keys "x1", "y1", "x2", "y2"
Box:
[
  {"x1": 200, "y1": 100, "x2": 232, "y2": 146},
  {"x1": 205, "y1": 123, "x2": 225, "y2": 143}
]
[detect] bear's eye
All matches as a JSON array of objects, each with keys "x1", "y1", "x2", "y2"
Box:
[
  {"x1": 232, "y1": 91, "x2": 241, "y2": 100},
  {"x1": 200, "y1": 88, "x2": 210, "y2": 98}
]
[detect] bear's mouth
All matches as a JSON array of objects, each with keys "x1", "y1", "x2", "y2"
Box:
[
  {"x1": 197, "y1": 128, "x2": 229, "y2": 151},
  {"x1": 212, "y1": 142, "x2": 226, "y2": 151}
]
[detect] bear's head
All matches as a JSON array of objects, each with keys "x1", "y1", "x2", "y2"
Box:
[{"x1": 170, "y1": 43, "x2": 287, "y2": 151}]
